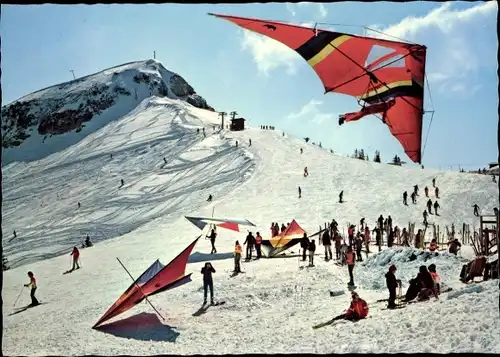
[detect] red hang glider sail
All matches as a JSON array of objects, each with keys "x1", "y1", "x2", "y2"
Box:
[
  {"x1": 209, "y1": 13, "x2": 427, "y2": 164},
  {"x1": 92, "y1": 236, "x2": 200, "y2": 329}
]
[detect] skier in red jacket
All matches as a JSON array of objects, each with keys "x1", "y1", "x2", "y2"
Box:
[{"x1": 70, "y1": 247, "x2": 80, "y2": 270}]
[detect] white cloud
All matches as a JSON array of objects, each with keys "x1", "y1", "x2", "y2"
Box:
[
  {"x1": 367, "y1": 2, "x2": 497, "y2": 93},
  {"x1": 287, "y1": 99, "x2": 335, "y2": 125},
  {"x1": 286, "y1": 3, "x2": 328, "y2": 19}
]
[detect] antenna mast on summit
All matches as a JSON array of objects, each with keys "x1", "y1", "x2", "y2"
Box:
[{"x1": 70, "y1": 70, "x2": 75, "y2": 80}]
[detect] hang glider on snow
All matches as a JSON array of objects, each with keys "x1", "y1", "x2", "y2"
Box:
[
  {"x1": 92, "y1": 236, "x2": 200, "y2": 329},
  {"x1": 261, "y1": 219, "x2": 306, "y2": 258},
  {"x1": 209, "y1": 13, "x2": 428, "y2": 164},
  {"x1": 185, "y1": 216, "x2": 256, "y2": 233}
]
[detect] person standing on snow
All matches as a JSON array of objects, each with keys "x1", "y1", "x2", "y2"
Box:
[
  {"x1": 24, "y1": 271, "x2": 40, "y2": 306},
  {"x1": 244, "y1": 232, "x2": 255, "y2": 261},
  {"x1": 329, "y1": 291, "x2": 369, "y2": 322},
  {"x1": 233, "y1": 241, "x2": 242, "y2": 273},
  {"x1": 70, "y1": 247, "x2": 80, "y2": 270},
  {"x1": 208, "y1": 228, "x2": 217, "y2": 254},
  {"x1": 339, "y1": 191, "x2": 344, "y2": 203},
  {"x1": 403, "y1": 191, "x2": 408, "y2": 205},
  {"x1": 303, "y1": 167, "x2": 309, "y2": 177},
  {"x1": 334, "y1": 232, "x2": 342, "y2": 260},
  {"x1": 364, "y1": 226, "x2": 371, "y2": 253},
  {"x1": 298, "y1": 186, "x2": 302, "y2": 199},
  {"x1": 201, "y1": 262, "x2": 215, "y2": 305},
  {"x1": 248, "y1": 138, "x2": 251, "y2": 146},
  {"x1": 322, "y1": 229, "x2": 332, "y2": 261},
  {"x1": 411, "y1": 191, "x2": 417, "y2": 204},
  {"x1": 385, "y1": 265, "x2": 401, "y2": 309},
  {"x1": 424, "y1": 186, "x2": 429, "y2": 197},
  {"x1": 427, "y1": 199, "x2": 433, "y2": 214},
  {"x1": 433, "y1": 201, "x2": 440, "y2": 215},
  {"x1": 472, "y1": 204, "x2": 480, "y2": 217},
  {"x1": 435, "y1": 186, "x2": 440, "y2": 199},
  {"x1": 423, "y1": 210, "x2": 428, "y2": 226},
  {"x1": 432, "y1": 177, "x2": 436, "y2": 187},
  {"x1": 387, "y1": 215, "x2": 393, "y2": 232},
  {"x1": 346, "y1": 246, "x2": 356, "y2": 286},
  {"x1": 347, "y1": 225, "x2": 355, "y2": 247},
  {"x1": 255, "y1": 232, "x2": 262, "y2": 259},
  {"x1": 308, "y1": 239, "x2": 316, "y2": 266},
  {"x1": 413, "y1": 184, "x2": 419, "y2": 196},
  {"x1": 300, "y1": 233, "x2": 310, "y2": 261},
  {"x1": 355, "y1": 233, "x2": 363, "y2": 262}
]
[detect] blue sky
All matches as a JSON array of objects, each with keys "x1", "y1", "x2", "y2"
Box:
[{"x1": 2, "y1": 2, "x2": 498, "y2": 170}]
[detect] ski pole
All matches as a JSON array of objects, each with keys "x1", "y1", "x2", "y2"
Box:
[{"x1": 13, "y1": 286, "x2": 24, "y2": 307}]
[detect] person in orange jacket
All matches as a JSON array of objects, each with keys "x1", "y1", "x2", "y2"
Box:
[
  {"x1": 234, "y1": 241, "x2": 242, "y2": 273},
  {"x1": 255, "y1": 232, "x2": 262, "y2": 259},
  {"x1": 331, "y1": 291, "x2": 369, "y2": 322},
  {"x1": 70, "y1": 247, "x2": 80, "y2": 270},
  {"x1": 24, "y1": 271, "x2": 40, "y2": 306}
]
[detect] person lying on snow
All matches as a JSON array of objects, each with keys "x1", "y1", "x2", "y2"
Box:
[
  {"x1": 201, "y1": 262, "x2": 215, "y2": 305},
  {"x1": 330, "y1": 291, "x2": 369, "y2": 322}
]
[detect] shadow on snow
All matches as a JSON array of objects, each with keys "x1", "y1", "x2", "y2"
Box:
[
  {"x1": 94, "y1": 312, "x2": 180, "y2": 343},
  {"x1": 188, "y1": 251, "x2": 234, "y2": 264}
]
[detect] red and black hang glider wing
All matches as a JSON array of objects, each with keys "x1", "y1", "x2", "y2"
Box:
[{"x1": 209, "y1": 13, "x2": 427, "y2": 164}]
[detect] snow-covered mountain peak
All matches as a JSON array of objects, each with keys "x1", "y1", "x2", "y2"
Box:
[{"x1": 1, "y1": 59, "x2": 214, "y2": 165}]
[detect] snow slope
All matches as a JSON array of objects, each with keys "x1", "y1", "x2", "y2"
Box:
[
  {"x1": 2, "y1": 96, "x2": 498, "y2": 355},
  {"x1": 1, "y1": 59, "x2": 214, "y2": 165}
]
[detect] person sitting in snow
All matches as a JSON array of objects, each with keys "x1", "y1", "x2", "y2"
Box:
[
  {"x1": 201, "y1": 262, "x2": 215, "y2": 305},
  {"x1": 84, "y1": 235, "x2": 93, "y2": 248},
  {"x1": 428, "y1": 264, "x2": 441, "y2": 295},
  {"x1": 233, "y1": 241, "x2": 242, "y2": 273},
  {"x1": 70, "y1": 247, "x2": 80, "y2": 271},
  {"x1": 385, "y1": 264, "x2": 402, "y2": 309},
  {"x1": 329, "y1": 291, "x2": 369, "y2": 322},
  {"x1": 416, "y1": 265, "x2": 438, "y2": 301},
  {"x1": 428, "y1": 238, "x2": 439, "y2": 252},
  {"x1": 447, "y1": 238, "x2": 462, "y2": 255}
]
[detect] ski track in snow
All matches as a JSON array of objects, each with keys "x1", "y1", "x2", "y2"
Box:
[{"x1": 2, "y1": 96, "x2": 499, "y2": 355}]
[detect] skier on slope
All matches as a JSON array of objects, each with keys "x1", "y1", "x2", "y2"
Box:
[
  {"x1": 303, "y1": 167, "x2": 309, "y2": 177},
  {"x1": 78, "y1": 202, "x2": 81, "y2": 209},
  {"x1": 432, "y1": 177, "x2": 436, "y2": 187},
  {"x1": 377, "y1": 215, "x2": 384, "y2": 232},
  {"x1": 322, "y1": 229, "x2": 332, "y2": 261},
  {"x1": 300, "y1": 148, "x2": 303, "y2": 154},
  {"x1": 413, "y1": 184, "x2": 419, "y2": 196},
  {"x1": 207, "y1": 194, "x2": 213, "y2": 202},
  {"x1": 339, "y1": 191, "x2": 344, "y2": 203},
  {"x1": 163, "y1": 157, "x2": 167, "y2": 164},
  {"x1": 120, "y1": 179, "x2": 124, "y2": 187},
  {"x1": 84, "y1": 235, "x2": 93, "y2": 248},
  {"x1": 207, "y1": 228, "x2": 217, "y2": 254},
  {"x1": 201, "y1": 262, "x2": 215, "y2": 305},
  {"x1": 244, "y1": 232, "x2": 255, "y2": 261},
  {"x1": 435, "y1": 186, "x2": 440, "y2": 198},
  {"x1": 249, "y1": 138, "x2": 252, "y2": 146},
  {"x1": 340, "y1": 241, "x2": 349, "y2": 265},
  {"x1": 347, "y1": 225, "x2": 355, "y2": 246},
  {"x1": 298, "y1": 186, "x2": 302, "y2": 199},
  {"x1": 423, "y1": 210, "x2": 428, "y2": 225},
  {"x1": 387, "y1": 227, "x2": 394, "y2": 248},
  {"x1": 387, "y1": 215, "x2": 393, "y2": 232},
  {"x1": 373, "y1": 226, "x2": 382, "y2": 247},
  {"x1": 24, "y1": 271, "x2": 40, "y2": 306},
  {"x1": 434, "y1": 201, "x2": 440, "y2": 215},
  {"x1": 411, "y1": 191, "x2": 417, "y2": 204},
  {"x1": 364, "y1": 226, "x2": 371, "y2": 253},
  {"x1": 329, "y1": 291, "x2": 369, "y2": 322},
  {"x1": 403, "y1": 191, "x2": 408, "y2": 205},
  {"x1": 300, "y1": 233, "x2": 310, "y2": 261},
  {"x1": 233, "y1": 241, "x2": 242, "y2": 273},
  {"x1": 70, "y1": 247, "x2": 80, "y2": 271},
  {"x1": 424, "y1": 186, "x2": 429, "y2": 197},
  {"x1": 472, "y1": 204, "x2": 480, "y2": 217},
  {"x1": 346, "y1": 246, "x2": 356, "y2": 286},
  {"x1": 385, "y1": 264, "x2": 402, "y2": 309}
]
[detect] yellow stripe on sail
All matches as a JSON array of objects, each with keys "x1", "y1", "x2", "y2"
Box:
[
  {"x1": 307, "y1": 35, "x2": 352, "y2": 67},
  {"x1": 359, "y1": 80, "x2": 413, "y2": 100}
]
